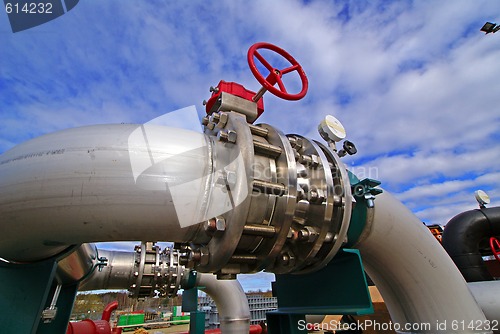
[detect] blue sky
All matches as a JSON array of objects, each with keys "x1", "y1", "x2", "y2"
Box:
[{"x1": 1, "y1": 1, "x2": 500, "y2": 291}]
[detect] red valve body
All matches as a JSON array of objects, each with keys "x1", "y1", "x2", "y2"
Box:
[{"x1": 205, "y1": 80, "x2": 264, "y2": 117}]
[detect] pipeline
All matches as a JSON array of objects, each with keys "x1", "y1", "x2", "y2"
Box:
[
  {"x1": 78, "y1": 249, "x2": 136, "y2": 292},
  {"x1": 442, "y1": 207, "x2": 500, "y2": 282},
  {"x1": 0, "y1": 42, "x2": 493, "y2": 334},
  {"x1": 353, "y1": 191, "x2": 489, "y2": 333},
  {"x1": 102, "y1": 301, "x2": 119, "y2": 322},
  {"x1": 66, "y1": 301, "x2": 119, "y2": 334},
  {"x1": 0, "y1": 124, "x2": 212, "y2": 262},
  {"x1": 196, "y1": 273, "x2": 251, "y2": 334},
  {"x1": 0, "y1": 120, "x2": 492, "y2": 333},
  {"x1": 468, "y1": 281, "x2": 500, "y2": 327},
  {"x1": 66, "y1": 319, "x2": 112, "y2": 334},
  {"x1": 0, "y1": 79, "x2": 492, "y2": 334},
  {"x1": 78, "y1": 243, "x2": 251, "y2": 334}
]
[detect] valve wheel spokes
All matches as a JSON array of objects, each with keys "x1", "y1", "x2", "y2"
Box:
[
  {"x1": 490, "y1": 237, "x2": 500, "y2": 263},
  {"x1": 248, "y1": 42, "x2": 308, "y2": 101}
]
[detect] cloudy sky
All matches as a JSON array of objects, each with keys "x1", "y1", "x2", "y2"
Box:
[{"x1": 1, "y1": 1, "x2": 499, "y2": 291}]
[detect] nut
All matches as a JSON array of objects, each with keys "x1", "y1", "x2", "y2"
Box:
[
  {"x1": 279, "y1": 252, "x2": 296, "y2": 267},
  {"x1": 204, "y1": 216, "x2": 226, "y2": 236},
  {"x1": 217, "y1": 112, "x2": 229, "y2": 128},
  {"x1": 217, "y1": 130, "x2": 237, "y2": 143}
]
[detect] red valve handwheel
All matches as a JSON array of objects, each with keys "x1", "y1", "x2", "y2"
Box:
[
  {"x1": 247, "y1": 42, "x2": 308, "y2": 101},
  {"x1": 490, "y1": 237, "x2": 500, "y2": 263}
]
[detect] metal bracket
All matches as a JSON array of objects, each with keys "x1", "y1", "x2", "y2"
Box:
[
  {"x1": 352, "y1": 178, "x2": 382, "y2": 208},
  {"x1": 216, "y1": 92, "x2": 258, "y2": 123}
]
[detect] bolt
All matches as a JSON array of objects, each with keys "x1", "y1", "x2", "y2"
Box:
[
  {"x1": 295, "y1": 138, "x2": 303, "y2": 150},
  {"x1": 325, "y1": 232, "x2": 334, "y2": 243},
  {"x1": 294, "y1": 150, "x2": 301, "y2": 161},
  {"x1": 217, "y1": 112, "x2": 229, "y2": 128},
  {"x1": 298, "y1": 226, "x2": 319, "y2": 242},
  {"x1": 281, "y1": 253, "x2": 290, "y2": 266},
  {"x1": 297, "y1": 167, "x2": 308, "y2": 178},
  {"x1": 333, "y1": 195, "x2": 343, "y2": 207},
  {"x1": 189, "y1": 250, "x2": 201, "y2": 263},
  {"x1": 297, "y1": 185, "x2": 305, "y2": 201},
  {"x1": 298, "y1": 228, "x2": 310, "y2": 241},
  {"x1": 204, "y1": 216, "x2": 226, "y2": 236},
  {"x1": 309, "y1": 187, "x2": 325, "y2": 204},
  {"x1": 279, "y1": 252, "x2": 296, "y2": 267},
  {"x1": 207, "y1": 122, "x2": 216, "y2": 130},
  {"x1": 199, "y1": 247, "x2": 210, "y2": 265},
  {"x1": 217, "y1": 130, "x2": 237, "y2": 143},
  {"x1": 299, "y1": 154, "x2": 312, "y2": 166},
  {"x1": 310, "y1": 154, "x2": 319, "y2": 168},
  {"x1": 209, "y1": 113, "x2": 220, "y2": 124},
  {"x1": 179, "y1": 251, "x2": 190, "y2": 266}
]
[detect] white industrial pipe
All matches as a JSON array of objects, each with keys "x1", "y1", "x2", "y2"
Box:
[
  {"x1": 78, "y1": 248, "x2": 136, "y2": 291},
  {"x1": 0, "y1": 124, "x2": 215, "y2": 261},
  {"x1": 468, "y1": 281, "x2": 500, "y2": 330},
  {"x1": 197, "y1": 273, "x2": 251, "y2": 334},
  {"x1": 354, "y1": 191, "x2": 490, "y2": 333}
]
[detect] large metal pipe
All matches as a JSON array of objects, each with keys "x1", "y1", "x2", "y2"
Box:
[
  {"x1": 196, "y1": 273, "x2": 251, "y2": 334},
  {"x1": 0, "y1": 124, "x2": 213, "y2": 262},
  {"x1": 442, "y1": 207, "x2": 500, "y2": 282},
  {"x1": 78, "y1": 249, "x2": 136, "y2": 291},
  {"x1": 354, "y1": 191, "x2": 489, "y2": 333},
  {"x1": 468, "y1": 281, "x2": 500, "y2": 328}
]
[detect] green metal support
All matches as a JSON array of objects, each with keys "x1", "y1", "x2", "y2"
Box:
[
  {"x1": 346, "y1": 171, "x2": 382, "y2": 247},
  {"x1": 182, "y1": 287, "x2": 205, "y2": 334},
  {"x1": 267, "y1": 249, "x2": 372, "y2": 334},
  {"x1": 0, "y1": 258, "x2": 78, "y2": 334},
  {"x1": 37, "y1": 282, "x2": 79, "y2": 334}
]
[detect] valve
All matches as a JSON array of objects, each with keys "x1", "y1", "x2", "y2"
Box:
[
  {"x1": 248, "y1": 42, "x2": 308, "y2": 102},
  {"x1": 490, "y1": 237, "x2": 500, "y2": 264},
  {"x1": 195, "y1": 44, "x2": 351, "y2": 277},
  {"x1": 205, "y1": 42, "x2": 308, "y2": 123}
]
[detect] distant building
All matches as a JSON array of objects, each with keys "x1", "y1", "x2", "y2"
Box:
[{"x1": 198, "y1": 293, "x2": 277, "y2": 329}]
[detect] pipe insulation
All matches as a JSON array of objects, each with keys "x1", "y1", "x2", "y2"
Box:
[
  {"x1": 354, "y1": 191, "x2": 490, "y2": 333},
  {"x1": 442, "y1": 207, "x2": 500, "y2": 282},
  {"x1": 0, "y1": 124, "x2": 217, "y2": 261}
]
